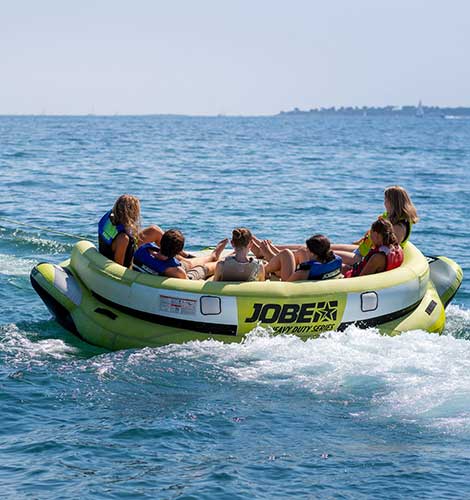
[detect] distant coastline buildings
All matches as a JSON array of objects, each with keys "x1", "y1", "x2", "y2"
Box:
[{"x1": 278, "y1": 104, "x2": 470, "y2": 117}]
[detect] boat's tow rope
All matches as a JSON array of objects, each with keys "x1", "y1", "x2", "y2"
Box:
[{"x1": 0, "y1": 216, "x2": 88, "y2": 240}]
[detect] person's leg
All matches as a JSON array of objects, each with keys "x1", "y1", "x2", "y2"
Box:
[
  {"x1": 264, "y1": 249, "x2": 296, "y2": 281},
  {"x1": 273, "y1": 243, "x2": 305, "y2": 251},
  {"x1": 186, "y1": 262, "x2": 217, "y2": 280},
  {"x1": 331, "y1": 243, "x2": 358, "y2": 252},
  {"x1": 292, "y1": 247, "x2": 311, "y2": 265},
  {"x1": 259, "y1": 240, "x2": 282, "y2": 262},
  {"x1": 252, "y1": 235, "x2": 304, "y2": 258},
  {"x1": 251, "y1": 235, "x2": 267, "y2": 258},
  {"x1": 334, "y1": 250, "x2": 360, "y2": 266},
  {"x1": 180, "y1": 238, "x2": 228, "y2": 270},
  {"x1": 138, "y1": 225, "x2": 164, "y2": 246}
]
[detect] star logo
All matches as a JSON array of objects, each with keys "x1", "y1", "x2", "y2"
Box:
[{"x1": 314, "y1": 301, "x2": 338, "y2": 323}]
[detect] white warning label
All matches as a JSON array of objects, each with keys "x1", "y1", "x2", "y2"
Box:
[{"x1": 159, "y1": 294, "x2": 197, "y2": 316}]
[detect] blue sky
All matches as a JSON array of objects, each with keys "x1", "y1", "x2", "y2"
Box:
[{"x1": 1, "y1": 0, "x2": 469, "y2": 115}]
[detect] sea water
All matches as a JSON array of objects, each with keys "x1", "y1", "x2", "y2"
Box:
[{"x1": 0, "y1": 114, "x2": 469, "y2": 499}]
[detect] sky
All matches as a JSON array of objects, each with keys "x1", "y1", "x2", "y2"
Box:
[{"x1": 1, "y1": 0, "x2": 469, "y2": 115}]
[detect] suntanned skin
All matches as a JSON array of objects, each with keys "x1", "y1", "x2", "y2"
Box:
[
  {"x1": 332, "y1": 196, "x2": 406, "y2": 265},
  {"x1": 138, "y1": 225, "x2": 164, "y2": 246},
  {"x1": 262, "y1": 246, "x2": 330, "y2": 282},
  {"x1": 252, "y1": 236, "x2": 312, "y2": 266},
  {"x1": 355, "y1": 230, "x2": 388, "y2": 276},
  {"x1": 154, "y1": 238, "x2": 228, "y2": 279},
  {"x1": 111, "y1": 224, "x2": 165, "y2": 267},
  {"x1": 112, "y1": 232, "x2": 131, "y2": 266},
  {"x1": 357, "y1": 252, "x2": 387, "y2": 276},
  {"x1": 253, "y1": 194, "x2": 407, "y2": 269},
  {"x1": 263, "y1": 248, "x2": 296, "y2": 281},
  {"x1": 332, "y1": 220, "x2": 406, "y2": 267},
  {"x1": 111, "y1": 224, "x2": 200, "y2": 268}
]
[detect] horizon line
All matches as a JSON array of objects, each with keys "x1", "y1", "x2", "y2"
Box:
[{"x1": 2, "y1": 104, "x2": 470, "y2": 118}]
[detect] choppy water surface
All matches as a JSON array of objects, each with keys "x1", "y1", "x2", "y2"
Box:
[{"x1": 1, "y1": 115, "x2": 469, "y2": 498}]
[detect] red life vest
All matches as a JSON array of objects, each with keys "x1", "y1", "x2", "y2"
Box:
[{"x1": 346, "y1": 245, "x2": 404, "y2": 278}]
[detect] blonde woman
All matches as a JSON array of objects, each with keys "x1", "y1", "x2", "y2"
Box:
[
  {"x1": 98, "y1": 194, "x2": 163, "y2": 267},
  {"x1": 333, "y1": 185, "x2": 419, "y2": 266}
]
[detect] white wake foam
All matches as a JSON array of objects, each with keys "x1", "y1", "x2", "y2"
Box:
[
  {"x1": 137, "y1": 323, "x2": 470, "y2": 432},
  {"x1": 0, "y1": 253, "x2": 37, "y2": 276},
  {"x1": 0, "y1": 324, "x2": 78, "y2": 365}
]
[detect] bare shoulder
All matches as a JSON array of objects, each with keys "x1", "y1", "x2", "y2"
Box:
[
  {"x1": 114, "y1": 232, "x2": 130, "y2": 245},
  {"x1": 392, "y1": 222, "x2": 407, "y2": 244}
]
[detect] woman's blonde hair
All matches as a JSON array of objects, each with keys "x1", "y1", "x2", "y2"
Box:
[
  {"x1": 384, "y1": 186, "x2": 419, "y2": 224},
  {"x1": 231, "y1": 227, "x2": 252, "y2": 248},
  {"x1": 111, "y1": 194, "x2": 141, "y2": 239}
]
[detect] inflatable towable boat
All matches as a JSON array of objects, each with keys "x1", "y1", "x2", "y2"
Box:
[{"x1": 30, "y1": 241, "x2": 462, "y2": 350}]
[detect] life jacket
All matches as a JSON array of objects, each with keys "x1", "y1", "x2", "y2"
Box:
[
  {"x1": 347, "y1": 244, "x2": 404, "y2": 278},
  {"x1": 219, "y1": 255, "x2": 263, "y2": 282},
  {"x1": 357, "y1": 212, "x2": 413, "y2": 257},
  {"x1": 133, "y1": 242, "x2": 181, "y2": 276},
  {"x1": 98, "y1": 210, "x2": 135, "y2": 268},
  {"x1": 297, "y1": 254, "x2": 343, "y2": 280}
]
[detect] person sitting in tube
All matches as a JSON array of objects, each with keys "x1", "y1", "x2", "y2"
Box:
[
  {"x1": 213, "y1": 227, "x2": 265, "y2": 282},
  {"x1": 261, "y1": 234, "x2": 343, "y2": 282},
  {"x1": 332, "y1": 185, "x2": 419, "y2": 267},
  {"x1": 344, "y1": 218, "x2": 404, "y2": 277},
  {"x1": 98, "y1": 194, "x2": 164, "y2": 268},
  {"x1": 133, "y1": 229, "x2": 227, "y2": 280},
  {"x1": 251, "y1": 185, "x2": 417, "y2": 270}
]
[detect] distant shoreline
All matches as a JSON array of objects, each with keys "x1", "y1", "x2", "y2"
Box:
[{"x1": 279, "y1": 105, "x2": 470, "y2": 117}]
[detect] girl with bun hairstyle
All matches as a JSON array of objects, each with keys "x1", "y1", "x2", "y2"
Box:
[{"x1": 213, "y1": 227, "x2": 265, "y2": 281}]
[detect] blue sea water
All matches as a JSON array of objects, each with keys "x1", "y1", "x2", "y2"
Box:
[{"x1": 0, "y1": 114, "x2": 469, "y2": 499}]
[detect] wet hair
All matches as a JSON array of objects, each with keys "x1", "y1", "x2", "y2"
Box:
[
  {"x1": 384, "y1": 186, "x2": 419, "y2": 224},
  {"x1": 160, "y1": 229, "x2": 185, "y2": 258},
  {"x1": 231, "y1": 227, "x2": 252, "y2": 248},
  {"x1": 371, "y1": 218, "x2": 398, "y2": 246},
  {"x1": 111, "y1": 194, "x2": 141, "y2": 238},
  {"x1": 305, "y1": 234, "x2": 334, "y2": 263}
]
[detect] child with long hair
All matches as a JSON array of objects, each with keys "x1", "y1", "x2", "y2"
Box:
[
  {"x1": 98, "y1": 194, "x2": 163, "y2": 267},
  {"x1": 345, "y1": 218, "x2": 404, "y2": 277},
  {"x1": 333, "y1": 185, "x2": 418, "y2": 266},
  {"x1": 264, "y1": 234, "x2": 342, "y2": 282}
]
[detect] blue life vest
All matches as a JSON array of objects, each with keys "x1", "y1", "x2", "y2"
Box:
[
  {"x1": 98, "y1": 210, "x2": 134, "y2": 267},
  {"x1": 133, "y1": 243, "x2": 181, "y2": 276},
  {"x1": 298, "y1": 255, "x2": 342, "y2": 280}
]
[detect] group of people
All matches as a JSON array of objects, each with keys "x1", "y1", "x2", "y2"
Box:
[{"x1": 97, "y1": 186, "x2": 419, "y2": 283}]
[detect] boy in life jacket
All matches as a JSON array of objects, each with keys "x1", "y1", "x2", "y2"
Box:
[
  {"x1": 133, "y1": 229, "x2": 228, "y2": 280},
  {"x1": 345, "y1": 218, "x2": 404, "y2": 278}
]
